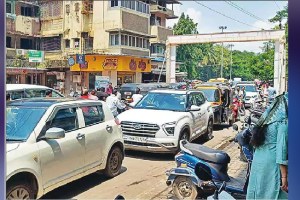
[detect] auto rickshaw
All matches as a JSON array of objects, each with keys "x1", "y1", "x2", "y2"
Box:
[{"x1": 195, "y1": 83, "x2": 234, "y2": 125}]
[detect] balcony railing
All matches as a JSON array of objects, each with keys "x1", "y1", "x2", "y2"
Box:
[
  {"x1": 150, "y1": 4, "x2": 177, "y2": 19},
  {"x1": 15, "y1": 15, "x2": 40, "y2": 36}
]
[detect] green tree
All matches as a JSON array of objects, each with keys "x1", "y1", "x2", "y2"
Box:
[{"x1": 173, "y1": 13, "x2": 203, "y2": 79}]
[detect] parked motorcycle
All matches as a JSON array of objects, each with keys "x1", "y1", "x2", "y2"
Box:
[{"x1": 166, "y1": 119, "x2": 253, "y2": 199}]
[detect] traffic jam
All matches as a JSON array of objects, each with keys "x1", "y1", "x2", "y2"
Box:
[{"x1": 6, "y1": 78, "x2": 280, "y2": 200}]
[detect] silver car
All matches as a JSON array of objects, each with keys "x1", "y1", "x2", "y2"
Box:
[{"x1": 6, "y1": 98, "x2": 124, "y2": 199}]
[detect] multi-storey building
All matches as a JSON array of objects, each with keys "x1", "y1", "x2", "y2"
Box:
[
  {"x1": 6, "y1": 0, "x2": 182, "y2": 93},
  {"x1": 6, "y1": 0, "x2": 47, "y2": 85}
]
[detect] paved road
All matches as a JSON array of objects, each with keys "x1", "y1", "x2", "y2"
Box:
[{"x1": 42, "y1": 123, "x2": 246, "y2": 199}]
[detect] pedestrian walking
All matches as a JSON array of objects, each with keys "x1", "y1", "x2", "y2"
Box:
[
  {"x1": 80, "y1": 88, "x2": 89, "y2": 99},
  {"x1": 106, "y1": 82, "x2": 113, "y2": 95},
  {"x1": 130, "y1": 88, "x2": 143, "y2": 107},
  {"x1": 106, "y1": 89, "x2": 126, "y2": 117},
  {"x1": 247, "y1": 92, "x2": 288, "y2": 199},
  {"x1": 89, "y1": 90, "x2": 99, "y2": 100},
  {"x1": 96, "y1": 87, "x2": 109, "y2": 101}
]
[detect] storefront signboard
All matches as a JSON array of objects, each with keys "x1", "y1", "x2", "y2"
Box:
[
  {"x1": 28, "y1": 51, "x2": 44, "y2": 63},
  {"x1": 70, "y1": 55, "x2": 151, "y2": 72},
  {"x1": 95, "y1": 76, "x2": 110, "y2": 89}
]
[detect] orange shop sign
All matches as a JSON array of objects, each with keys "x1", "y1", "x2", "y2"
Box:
[{"x1": 70, "y1": 55, "x2": 151, "y2": 72}]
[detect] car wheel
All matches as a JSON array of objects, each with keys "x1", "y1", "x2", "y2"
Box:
[
  {"x1": 172, "y1": 176, "x2": 198, "y2": 200},
  {"x1": 204, "y1": 119, "x2": 213, "y2": 141},
  {"x1": 104, "y1": 146, "x2": 123, "y2": 178},
  {"x1": 6, "y1": 180, "x2": 35, "y2": 200},
  {"x1": 175, "y1": 130, "x2": 189, "y2": 154}
]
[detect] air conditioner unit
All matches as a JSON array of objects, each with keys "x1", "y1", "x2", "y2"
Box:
[
  {"x1": 16, "y1": 49, "x2": 25, "y2": 55},
  {"x1": 73, "y1": 75, "x2": 82, "y2": 83}
]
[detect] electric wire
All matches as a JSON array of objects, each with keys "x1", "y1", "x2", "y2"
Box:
[
  {"x1": 192, "y1": 1, "x2": 264, "y2": 30},
  {"x1": 225, "y1": 1, "x2": 272, "y2": 26}
]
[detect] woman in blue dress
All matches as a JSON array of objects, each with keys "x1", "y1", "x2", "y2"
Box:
[{"x1": 247, "y1": 92, "x2": 288, "y2": 199}]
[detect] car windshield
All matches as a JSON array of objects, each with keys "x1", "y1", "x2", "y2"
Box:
[
  {"x1": 239, "y1": 85, "x2": 257, "y2": 92},
  {"x1": 135, "y1": 93, "x2": 187, "y2": 111},
  {"x1": 6, "y1": 106, "x2": 46, "y2": 141},
  {"x1": 200, "y1": 89, "x2": 220, "y2": 102}
]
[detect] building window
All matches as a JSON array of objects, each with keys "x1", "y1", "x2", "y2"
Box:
[
  {"x1": 111, "y1": 0, "x2": 118, "y2": 7},
  {"x1": 151, "y1": 44, "x2": 165, "y2": 54},
  {"x1": 41, "y1": 37, "x2": 61, "y2": 51},
  {"x1": 20, "y1": 38, "x2": 33, "y2": 49},
  {"x1": 66, "y1": 4, "x2": 70, "y2": 14},
  {"x1": 84, "y1": 37, "x2": 93, "y2": 49},
  {"x1": 156, "y1": 17, "x2": 161, "y2": 26},
  {"x1": 110, "y1": 34, "x2": 120, "y2": 46},
  {"x1": 65, "y1": 39, "x2": 70, "y2": 48},
  {"x1": 6, "y1": 3, "x2": 12, "y2": 14},
  {"x1": 74, "y1": 38, "x2": 80, "y2": 48},
  {"x1": 75, "y1": 3, "x2": 80, "y2": 12},
  {"x1": 21, "y1": 6, "x2": 33, "y2": 17},
  {"x1": 118, "y1": 0, "x2": 149, "y2": 14},
  {"x1": 6, "y1": 37, "x2": 12, "y2": 48}
]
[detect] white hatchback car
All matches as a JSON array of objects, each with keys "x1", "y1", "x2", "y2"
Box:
[
  {"x1": 6, "y1": 84, "x2": 64, "y2": 100},
  {"x1": 6, "y1": 98, "x2": 124, "y2": 199}
]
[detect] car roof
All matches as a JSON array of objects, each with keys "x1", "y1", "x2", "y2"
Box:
[
  {"x1": 6, "y1": 84, "x2": 52, "y2": 91},
  {"x1": 7, "y1": 98, "x2": 102, "y2": 108},
  {"x1": 149, "y1": 89, "x2": 202, "y2": 94}
]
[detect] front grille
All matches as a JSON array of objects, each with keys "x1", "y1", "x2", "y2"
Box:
[
  {"x1": 121, "y1": 121, "x2": 160, "y2": 137},
  {"x1": 125, "y1": 140, "x2": 160, "y2": 147}
]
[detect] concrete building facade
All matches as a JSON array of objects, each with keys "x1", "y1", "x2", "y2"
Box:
[{"x1": 6, "y1": 0, "x2": 181, "y2": 93}]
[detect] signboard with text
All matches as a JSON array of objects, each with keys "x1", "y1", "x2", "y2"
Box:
[{"x1": 28, "y1": 50, "x2": 44, "y2": 63}]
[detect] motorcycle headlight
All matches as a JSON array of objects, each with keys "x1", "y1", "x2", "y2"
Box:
[{"x1": 162, "y1": 122, "x2": 177, "y2": 136}]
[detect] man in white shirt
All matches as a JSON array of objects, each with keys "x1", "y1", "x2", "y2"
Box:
[
  {"x1": 130, "y1": 88, "x2": 143, "y2": 107},
  {"x1": 106, "y1": 89, "x2": 126, "y2": 117}
]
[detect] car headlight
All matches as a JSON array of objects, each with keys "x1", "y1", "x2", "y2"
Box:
[{"x1": 162, "y1": 121, "x2": 177, "y2": 136}]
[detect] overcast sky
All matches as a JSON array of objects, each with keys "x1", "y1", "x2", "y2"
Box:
[{"x1": 166, "y1": 1, "x2": 288, "y2": 53}]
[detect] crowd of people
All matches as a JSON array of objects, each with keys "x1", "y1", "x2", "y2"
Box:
[{"x1": 78, "y1": 83, "x2": 144, "y2": 117}]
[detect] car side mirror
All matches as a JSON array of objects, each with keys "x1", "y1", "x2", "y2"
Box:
[
  {"x1": 44, "y1": 128, "x2": 65, "y2": 139},
  {"x1": 190, "y1": 105, "x2": 201, "y2": 111}
]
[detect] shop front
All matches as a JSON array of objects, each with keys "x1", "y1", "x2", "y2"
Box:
[
  {"x1": 70, "y1": 55, "x2": 151, "y2": 89},
  {"x1": 6, "y1": 67, "x2": 46, "y2": 85}
]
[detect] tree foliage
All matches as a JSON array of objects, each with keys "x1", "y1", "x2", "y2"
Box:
[{"x1": 173, "y1": 4, "x2": 288, "y2": 81}]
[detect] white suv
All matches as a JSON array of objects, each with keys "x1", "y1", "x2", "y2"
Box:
[
  {"x1": 117, "y1": 90, "x2": 214, "y2": 153},
  {"x1": 6, "y1": 98, "x2": 124, "y2": 199}
]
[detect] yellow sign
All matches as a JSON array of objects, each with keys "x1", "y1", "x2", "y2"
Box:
[{"x1": 70, "y1": 55, "x2": 151, "y2": 72}]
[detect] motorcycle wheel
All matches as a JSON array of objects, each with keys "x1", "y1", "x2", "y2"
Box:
[{"x1": 172, "y1": 176, "x2": 198, "y2": 200}]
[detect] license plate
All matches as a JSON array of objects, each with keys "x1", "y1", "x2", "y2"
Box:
[
  {"x1": 124, "y1": 92, "x2": 132, "y2": 95},
  {"x1": 124, "y1": 135, "x2": 147, "y2": 143}
]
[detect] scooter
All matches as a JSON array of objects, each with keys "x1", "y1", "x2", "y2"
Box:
[{"x1": 166, "y1": 118, "x2": 253, "y2": 199}]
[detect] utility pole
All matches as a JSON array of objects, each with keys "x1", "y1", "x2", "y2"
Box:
[
  {"x1": 219, "y1": 26, "x2": 227, "y2": 78},
  {"x1": 228, "y1": 44, "x2": 234, "y2": 80}
]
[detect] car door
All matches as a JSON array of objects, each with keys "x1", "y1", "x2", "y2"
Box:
[
  {"x1": 187, "y1": 93, "x2": 202, "y2": 137},
  {"x1": 197, "y1": 92, "x2": 209, "y2": 133},
  {"x1": 37, "y1": 106, "x2": 85, "y2": 189},
  {"x1": 79, "y1": 104, "x2": 112, "y2": 170}
]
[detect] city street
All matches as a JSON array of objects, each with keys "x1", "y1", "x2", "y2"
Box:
[{"x1": 42, "y1": 122, "x2": 247, "y2": 200}]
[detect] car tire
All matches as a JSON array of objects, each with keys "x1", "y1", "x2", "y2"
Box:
[
  {"x1": 6, "y1": 180, "x2": 35, "y2": 200},
  {"x1": 104, "y1": 146, "x2": 123, "y2": 178},
  {"x1": 204, "y1": 119, "x2": 213, "y2": 141},
  {"x1": 172, "y1": 176, "x2": 198, "y2": 200},
  {"x1": 175, "y1": 130, "x2": 190, "y2": 154}
]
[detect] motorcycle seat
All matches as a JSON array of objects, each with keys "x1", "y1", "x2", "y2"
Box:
[{"x1": 183, "y1": 142, "x2": 230, "y2": 164}]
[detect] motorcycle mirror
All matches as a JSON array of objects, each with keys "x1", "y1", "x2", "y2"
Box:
[
  {"x1": 232, "y1": 124, "x2": 238, "y2": 131},
  {"x1": 195, "y1": 163, "x2": 212, "y2": 181}
]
